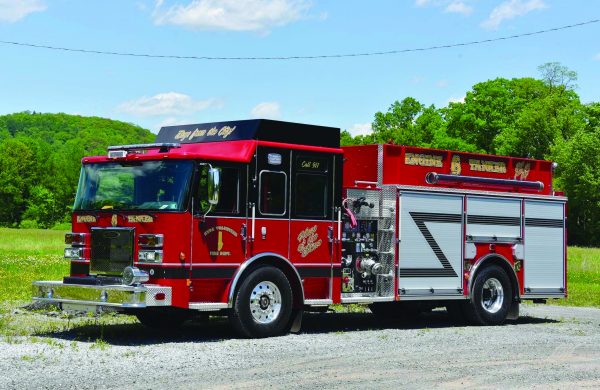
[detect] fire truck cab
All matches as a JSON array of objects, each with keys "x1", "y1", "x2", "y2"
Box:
[{"x1": 33, "y1": 119, "x2": 567, "y2": 337}]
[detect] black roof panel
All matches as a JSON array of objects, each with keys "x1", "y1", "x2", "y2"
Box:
[{"x1": 156, "y1": 119, "x2": 340, "y2": 148}]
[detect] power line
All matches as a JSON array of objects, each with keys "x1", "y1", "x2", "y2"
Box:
[{"x1": 0, "y1": 19, "x2": 598, "y2": 61}]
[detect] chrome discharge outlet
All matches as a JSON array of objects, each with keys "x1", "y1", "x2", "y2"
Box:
[{"x1": 356, "y1": 257, "x2": 384, "y2": 276}]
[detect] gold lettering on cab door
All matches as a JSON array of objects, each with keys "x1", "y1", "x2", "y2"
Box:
[{"x1": 297, "y1": 225, "x2": 322, "y2": 258}]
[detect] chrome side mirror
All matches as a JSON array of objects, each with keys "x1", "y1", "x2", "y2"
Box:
[{"x1": 208, "y1": 167, "x2": 221, "y2": 206}]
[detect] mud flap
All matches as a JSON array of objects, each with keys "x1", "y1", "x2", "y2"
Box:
[
  {"x1": 290, "y1": 309, "x2": 303, "y2": 333},
  {"x1": 507, "y1": 300, "x2": 519, "y2": 320}
]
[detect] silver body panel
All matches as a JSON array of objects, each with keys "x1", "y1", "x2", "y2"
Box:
[{"x1": 466, "y1": 196, "x2": 521, "y2": 238}]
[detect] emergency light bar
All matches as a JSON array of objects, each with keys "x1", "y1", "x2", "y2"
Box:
[
  {"x1": 107, "y1": 143, "x2": 181, "y2": 158},
  {"x1": 107, "y1": 143, "x2": 181, "y2": 152},
  {"x1": 426, "y1": 172, "x2": 544, "y2": 191}
]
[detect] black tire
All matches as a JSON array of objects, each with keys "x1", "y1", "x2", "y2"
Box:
[
  {"x1": 464, "y1": 265, "x2": 512, "y2": 325},
  {"x1": 136, "y1": 307, "x2": 191, "y2": 330},
  {"x1": 229, "y1": 266, "x2": 293, "y2": 338}
]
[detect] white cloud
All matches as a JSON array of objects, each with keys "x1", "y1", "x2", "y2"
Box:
[
  {"x1": 251, "y1": 102, "x2": 281, "y2": 119},
  {"x1": 416, "y1": 0, "x2": 472, "y2": 15},
  {"x1": 444, "y1": 1, "x2": 473, "y2": 15},
  {"x1": 447, "y1": 96, "x2": 465, "y2": 104},
  {"x1": 155, "y1": 117, "x2": 182, "y2": 130},
  {"x1": 153, "y1": 0, "x2": 311, "y2": 32},
  {"x1": 0, "y1": 0, "x2": 46, "y2": 23},
  {"x1": 117, "y1": 92, "x2": 222, "y2": 116},
  {"x1": 347, "y1": 123, "x2": 372, "y2": 137},
  {"x1": 481, "y1": 0, "x2": 546, "y2": 30}
]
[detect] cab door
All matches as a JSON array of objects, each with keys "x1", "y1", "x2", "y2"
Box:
[
  {"x1": 288, "y1": 151, "x2": 335, "y2": 300},
  {"x1": 190, "y1": 162, "x2": 248, "y2": 303},
  {"x1": 249, "y1": 147, "x2": 290, "y2": 259}
]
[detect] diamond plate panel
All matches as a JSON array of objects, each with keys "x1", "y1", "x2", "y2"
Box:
[
  {"x1": 144, "y1": 285, "x2": 172, "y2": 306},
  {"x1": 346, "y1": 189, "x2": 380, "y2": 219}
]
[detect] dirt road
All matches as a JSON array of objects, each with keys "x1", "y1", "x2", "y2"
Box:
[{"x1": 1, "y1": 305, "x2": 600, "y2": 389}]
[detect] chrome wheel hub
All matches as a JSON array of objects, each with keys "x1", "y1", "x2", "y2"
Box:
[
  {"x1": 250, "y1": 281, "x2": 282, "y2": 324},
  {"x1": 481, "y1": 277, "x2": 504, "y2": 314}
]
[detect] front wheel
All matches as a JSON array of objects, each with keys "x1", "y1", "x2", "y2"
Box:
[
  {"x1": 229, "y1": 266, "x2": 293, "y2": 338},
  {"x1": 464, "y1": 265, "x2": 512, "y2": 325}
]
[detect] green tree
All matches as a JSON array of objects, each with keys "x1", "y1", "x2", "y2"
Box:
[
  {"x1": 22, "y1": 185, "x2": 62, "y2": 229},
  {"x1": 553, "y1": 127, "x2": 600, "y2": 246},
  {"x1": 0, "y1": 138, "x2": 34, "y2": 225},
  {"x1": 372, "y1": 97, "x2": 425, "y2": 145}
]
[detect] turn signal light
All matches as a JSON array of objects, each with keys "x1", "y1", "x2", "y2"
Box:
[
  {"x1": 65, "y1": 233, "x2": 87, "y2": 246},
  {"x1": 138, "y1": 234, "x2": 164, "y2": 248}
]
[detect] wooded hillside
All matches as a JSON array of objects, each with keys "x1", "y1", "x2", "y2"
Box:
[{"x1": 0, "y1": 112, "x2": 155, "y2": 228}]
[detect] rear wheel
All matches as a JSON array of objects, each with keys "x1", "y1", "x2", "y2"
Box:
[
  {"x1": 464, "y1": 265, "x2": 512, "y2": 325},
  {"x1": 229, "y1": 266, "x2": 293, "y2": 338}
]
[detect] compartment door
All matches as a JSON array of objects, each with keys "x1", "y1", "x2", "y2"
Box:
[
  {"x1": 524, "y1": 200, "x2": 566, "y2": 295},
  {"x1": 398, "y1": 192, "x2": 464, "y2": 297}
]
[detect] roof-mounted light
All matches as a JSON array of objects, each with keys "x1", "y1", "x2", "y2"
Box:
[
  {"x1": 108, "y1": 150, "x2": 127, "y2": 159},
  {"x1": 106, "y1": 143, "x2": 181, "y2": 157}
]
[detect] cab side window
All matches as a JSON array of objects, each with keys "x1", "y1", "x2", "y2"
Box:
[
  {"x1": 293, "y1": 155, "x2": 329, "y2": 219},
  {"x1": 198, "y1": 165, "x2": 240, "y2": 214},
  {"x1": 259, "y1": 171, "x2": 287, "y2": 216},
  {"x1": 295, "y1": 173, "x2": 327, "y2": 218}
]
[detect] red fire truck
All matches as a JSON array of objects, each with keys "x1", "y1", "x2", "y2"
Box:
[{"x1": 33, "y1": 120, "x2": 567, "y2": 337}]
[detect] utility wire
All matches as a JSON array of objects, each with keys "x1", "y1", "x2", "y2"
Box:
[{"x1": 0, "y1": 19, "x2": 598, "y2": 61}]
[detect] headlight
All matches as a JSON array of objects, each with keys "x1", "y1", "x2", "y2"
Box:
[
  {"x1": 138, "y1": 250, "x2": 163, "y2": 263},
  {"x1": 64, "y1": 247, "x2": 84, "y2": 259},
  {"x1": 122, "y1": 266, "x2": 149, "y2": 286}
]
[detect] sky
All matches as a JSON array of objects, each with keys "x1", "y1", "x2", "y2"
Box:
[{"x1": 0, "y1": 0, "x2": 598, "y2": 136}]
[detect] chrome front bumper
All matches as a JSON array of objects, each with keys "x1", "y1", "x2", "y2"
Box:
[{"x1": 32, "y1": 281, "x2": 172, "y2": 309}]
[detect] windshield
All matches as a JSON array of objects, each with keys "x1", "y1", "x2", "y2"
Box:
[{"x1": 74, "y1": 160, "x2": 194, "y2": 211}]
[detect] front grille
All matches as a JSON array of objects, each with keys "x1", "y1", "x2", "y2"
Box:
[{"x1": 90, "y1": 228, "x2": 134, "y2": 275}]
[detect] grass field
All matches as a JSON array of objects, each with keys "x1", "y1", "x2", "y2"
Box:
[
  {"x1": 0, "y1": 228, "x2": 68, "y2": 303},
  {"x1": 0, "y1": 228, "x2": 599, "y2": 308}
]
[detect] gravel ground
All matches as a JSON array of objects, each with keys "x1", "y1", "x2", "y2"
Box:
[{"x1": 1, "y1": 304, "x2": 600, "y2": 389}]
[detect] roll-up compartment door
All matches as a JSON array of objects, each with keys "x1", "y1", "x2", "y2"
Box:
[{"x1": 524, "y1": 200, "x2": 565, "y2": 295}]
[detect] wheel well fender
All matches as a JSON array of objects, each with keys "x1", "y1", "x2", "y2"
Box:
[
  {"x1": 227, "y1": 252, "x2": 304, "y2": 309},
  {"x1": 469, "y1": 254, "x2": 520, "y2": 301}
]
